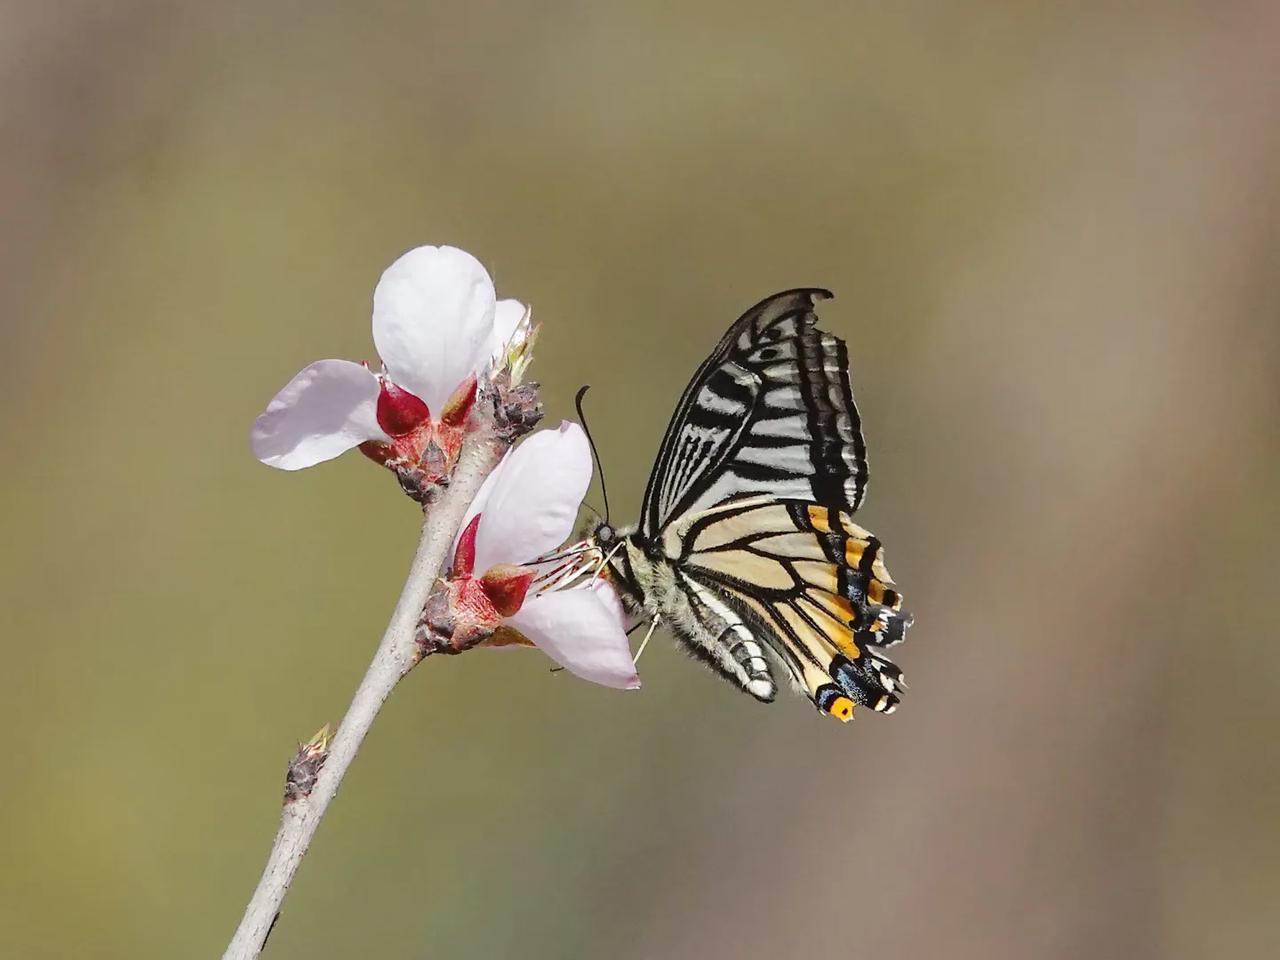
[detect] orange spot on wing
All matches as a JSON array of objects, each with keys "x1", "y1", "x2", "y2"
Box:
[
  {"x1": 807, "y1": 505, "x2": 830, "y2": 533},
  {"x1": 844, "y1": 539, "x2": 865, "y2": 567},
  {"x1": 826, "y1": 696, "x2": 855, "y2": 722}
]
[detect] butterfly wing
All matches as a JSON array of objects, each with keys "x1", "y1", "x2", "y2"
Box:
[
  {"x1": 664, "y1": 497, "x2": 911, "y2": 720},
  {"x1": 617, "y1": 288, "x2": 910, "y2": 720},
  {"x1": 638, "y1": 289, "x2": 868, "y2": 540}
]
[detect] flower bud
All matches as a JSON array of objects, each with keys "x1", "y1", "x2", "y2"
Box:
[{"x1": 496, "y1": 305, "x2": 538, "y2": 386}]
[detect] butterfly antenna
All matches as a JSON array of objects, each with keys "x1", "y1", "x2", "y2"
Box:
[{"x1": 574, "y1": 384, "x2": 611, "y2": 522}]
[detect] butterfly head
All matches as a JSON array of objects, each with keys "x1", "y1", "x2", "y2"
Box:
[
  {"x1": 587, "y1": 519, "x2": 652, "y2": 612},
  {"x1": 592, "y1": 520, "x2": 619, "y2": 549}
]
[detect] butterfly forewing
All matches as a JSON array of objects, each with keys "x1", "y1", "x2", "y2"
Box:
[{"x1": 639, "y1": 289, "x2": 868, "y2": 539}]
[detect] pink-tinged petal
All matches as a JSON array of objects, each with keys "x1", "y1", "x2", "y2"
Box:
[
  {"x1": 491, "y1": 299, "x2": 528, "y2": 358},
  {"x1": 371, "y1": 246, "x2": 496, "y2": 414},
  {"x1": 507, "y1": 585, "x2": 639, "y2": 690},
  {"x1": 471, "y1": 421, "x2": 592, "y2": 572},
  {"x1": 251, "y1": 360, "x2": 387, "y2": 470}
]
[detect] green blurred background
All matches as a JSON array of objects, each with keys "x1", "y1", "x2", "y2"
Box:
[{"x1": 2, "y1": 2, "x2": 1278, "y2": 957}]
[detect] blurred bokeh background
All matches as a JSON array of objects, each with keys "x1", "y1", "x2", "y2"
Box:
[{"x1": 2, "y1": 2, "x2": 1277, "y2": 957}]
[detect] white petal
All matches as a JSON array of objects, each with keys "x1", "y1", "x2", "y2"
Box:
[
  {"x1": 251, "y1": 360, "x2": 386, "y2": 470},
  {"x1": 491, "y1": 299, "x2": 528, "y2": 359},
  {"x1": 472, "y1": 421, "x2": 592, "y2": 573},
  {"x1": 371, "y1": 245, "x2": 496, "y2": 414},
  {"x1": 508, "y1": 585, "x2": 640, "y2": 690}
]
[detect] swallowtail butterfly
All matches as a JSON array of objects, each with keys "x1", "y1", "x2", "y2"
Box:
[{"x1": 591, "y1": 289, "x2": 912, "y2": 721}]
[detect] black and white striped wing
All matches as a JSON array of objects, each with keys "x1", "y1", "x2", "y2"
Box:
[{"x1": 638, "y1": 289, "x2": 868, "y2": 540}]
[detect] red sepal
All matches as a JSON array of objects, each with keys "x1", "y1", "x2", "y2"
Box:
[
  {"x1": 479, "y1": 563, "x2": 536, "y2": 618},
  {"x1": 453, "y1": 514, "x2": 481, "y2": 578},
  {"x1": 440, "y1": 373, "x2": 478, "y2": 427},
  {"x1": 376, "y1": 380, "x2": 431, "y2": 437}
]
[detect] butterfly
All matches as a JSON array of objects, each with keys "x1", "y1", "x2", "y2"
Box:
[{"x1": 588, "y1": 289, "x2": 912, "y2": 722}]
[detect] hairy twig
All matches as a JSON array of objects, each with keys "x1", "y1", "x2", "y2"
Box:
[{"x1": 221, "y1": 426, "x2": 506, "y2": 960}]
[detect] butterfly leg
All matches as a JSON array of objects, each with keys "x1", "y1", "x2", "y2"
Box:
[
  {"x1": 681, "y1": 576, "x2": 777, "y2": 702},
  {"x1": 633, "y1": 615, "x2": 660, "y2": 664}
]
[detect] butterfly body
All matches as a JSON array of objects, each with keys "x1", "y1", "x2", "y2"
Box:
[
  {"x1": 599, "y1": 513, "x2": 782, "y2": 703},
  {"x1": 594, "y1": 289, "x2": 912, "y2": 722}
]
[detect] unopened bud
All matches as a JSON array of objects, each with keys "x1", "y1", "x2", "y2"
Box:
[
  {"x1": 497, "y1": 307, "x2": 538, "y2": 386},
  {"x1": 285, "y1": 723, "x2": 334, "y2": 804}
]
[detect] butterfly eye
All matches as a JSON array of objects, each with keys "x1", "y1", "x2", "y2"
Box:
[{"x1": 597, "y1": 523, "x2": 615, "y2": 544}]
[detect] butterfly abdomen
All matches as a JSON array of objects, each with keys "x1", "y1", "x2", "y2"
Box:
[{"x1": 600, "y1": 528, "x2": 784, "y2": 703}]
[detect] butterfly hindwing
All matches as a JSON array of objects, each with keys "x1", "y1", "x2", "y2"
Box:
[
  {"x1": 664, "y1": 497, "x2": 911, "y2": 720},
  {"x1": 639, "y1": 289, "x2": 868, "y2": 539}
]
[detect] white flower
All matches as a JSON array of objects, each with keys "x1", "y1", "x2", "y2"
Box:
[
  {"x1": 250, "y1": 245, "x2": 529, "y2": 471},
  {"x1": 449, "y1": 422, "x2": 639, "y2": 690}
]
